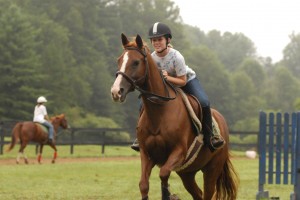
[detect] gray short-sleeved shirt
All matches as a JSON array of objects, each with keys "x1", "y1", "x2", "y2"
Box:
[{"x1": 151, "y1": 48, "x2": 196, "y2": 82}]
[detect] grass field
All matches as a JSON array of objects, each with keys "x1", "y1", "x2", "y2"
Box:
[{"x1": 0, "y1": 144, "x2": 293, "y2": 199}]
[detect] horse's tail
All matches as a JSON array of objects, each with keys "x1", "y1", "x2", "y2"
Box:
[
  {"x1": 216, "y1": 154, "x2": 239, "y2": 200},
  {"x1": 6, "y1": 122, "x2": 22, "y2": 152}
]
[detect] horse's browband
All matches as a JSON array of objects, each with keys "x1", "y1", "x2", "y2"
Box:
[{"x1": 125, "y1": 47, "x2": 147, "y2": 57}]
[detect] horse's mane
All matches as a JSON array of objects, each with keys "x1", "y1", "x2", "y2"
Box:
[{"x1": 50, "y1": 114, "x2": 65, "y2": 121}]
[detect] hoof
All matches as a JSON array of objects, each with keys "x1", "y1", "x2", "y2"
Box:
[{"x1": 52, "y1": 160, "x2": 55, "y2": 164}]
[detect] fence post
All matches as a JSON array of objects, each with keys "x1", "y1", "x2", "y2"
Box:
[
  {"x1": 0, "y1": 121, "x2": 3, "y2": 155},
  {"x1": 35, "y1": 145, "x2": 39, "y2": 154},
  {"x1": 256, "y1": 111, "x2": 269, "y2": 199},
  {"x1": 292, "y1": 112, "x2": 300, "y2": 200},
  {"x1": 102, "y1": 143, "x2": 105, "y2": 154},
  {"x1": 70, "y1": 129, "x2": 74, "y2": 154}
]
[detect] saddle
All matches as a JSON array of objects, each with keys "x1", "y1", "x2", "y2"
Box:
[
  {"x1": 174, "y1": 89, "x2": 221, "y2": 172},
  {"x1": 178, "y1": 89, "x2": 203, "y2": 135},
  {"x1": 186, "y1": 94, "x2": 202, "y2": 119},
  {"x1": 171, "y1": 90, "x2": 203, "y2": 172},
  {"x1": 34, "y1": 123, "x2": 51, "y2": 144},
  {"x1": 35, "y1": 123, "x2": 49, "y2": 133},
  {"x1": 179, "y1": 89, "x2": 220, "y2": 136}
]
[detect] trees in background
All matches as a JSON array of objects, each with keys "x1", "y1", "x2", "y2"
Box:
[
  {"x1": 0, "y1": 0, "x2": 299, "y2": 133},
  {"x1": 0, "y1": 3, "x2": 43, "y2": 120},
  {"x1": 282, "y1": 33, "x2": 300, "y2": 76}
]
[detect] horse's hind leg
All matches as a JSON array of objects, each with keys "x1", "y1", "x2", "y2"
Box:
[
  {"x1": 202, "y1": 170, "x2": 218, "y2": 200},
  {"x1": 178, "y1": 172, "x2": 203, "y2": 200},
  {"x1": 16, "y1": 152, "x2": 22, "y2": 164},
  {"x1": 16, "y1": 152, "x2": 28, "y2": 164},
  {"x1": 17, "y1": 143, "x2": 28, "y2": 164}
]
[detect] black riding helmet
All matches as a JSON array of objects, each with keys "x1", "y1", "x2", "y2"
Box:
[{"x1": 148, "y1": 22, "x2": 172, "y2": 39}]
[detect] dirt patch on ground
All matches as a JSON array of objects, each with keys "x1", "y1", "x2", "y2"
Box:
[{"x1": 0, "y1": 156, "x2": 139, "y2": 165}]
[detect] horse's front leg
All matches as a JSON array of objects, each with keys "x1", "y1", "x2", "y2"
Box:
[
  {"x1": 160, "y1": 148, "x2": 185, "y2": 200},
  {"x1": 49, "y1": 144, "x2": 58, "y2": 163},
  {"x1": 139, "y1": 149, "x2": 155, "y2": 200},
  {"x1": 37, "y1": 144, "x2": 44, "y2": 163}
]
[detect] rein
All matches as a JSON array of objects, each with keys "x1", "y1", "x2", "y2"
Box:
[{"x1": 116, "y1": 47, "x2": 178, "y2": 102}]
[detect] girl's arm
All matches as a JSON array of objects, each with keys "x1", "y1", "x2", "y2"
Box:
[
  {"x1": 44, "y1": 115, "x2": 50, "y2": 121},
  {"x1": 162, "y1": 70, "x2": 186, "y2": 86}
]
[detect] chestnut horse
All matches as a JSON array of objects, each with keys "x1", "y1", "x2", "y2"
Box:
[
  {"x1": 6, "y1": 114, "x2": 68, "y2": 164},
  {"x1": 111, "y1": 34, "x2": 239, "y2": 200}
]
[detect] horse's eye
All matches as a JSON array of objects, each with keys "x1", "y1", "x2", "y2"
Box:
[{"x1": 132, "y1": 60, "x2": 139, "y2": 67}]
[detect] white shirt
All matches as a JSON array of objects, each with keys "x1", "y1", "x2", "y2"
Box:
[
  {"x1": 33, "y1": 105, "x2": 47, "y2": 123},
  {"x1": 151, "y1": 48, "x2": 196, "y2": 82}
]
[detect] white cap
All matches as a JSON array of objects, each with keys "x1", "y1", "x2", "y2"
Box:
[{"x1": 37, "y1": 96, "x2": 47, "y2": 103}]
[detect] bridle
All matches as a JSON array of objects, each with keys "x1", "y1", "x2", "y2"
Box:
[{"x1": 116, "y1": 47, "x2": 177, "y2": 102}]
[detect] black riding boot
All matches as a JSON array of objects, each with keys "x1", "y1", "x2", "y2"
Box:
[
  {"x1": 202, "y1": 106, "x2": 225, "y2": 152},
  {"x1": 131, "y1": 138, "x2": 140, "y2": 152},
  {"x1": 131, "y1": 105, "x2": 144, "y2": 152}
]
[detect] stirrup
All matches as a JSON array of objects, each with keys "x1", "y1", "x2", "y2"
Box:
[
  {"x1": 48, "y1": 138, "x2": 53, "y2": 144},
  {"x1": 209, "y1": 135, "x2": 225, "y2": 152}
]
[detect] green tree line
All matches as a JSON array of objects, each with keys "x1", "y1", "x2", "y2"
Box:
[{"x1": 0, "y1": 0, "x2": 300, "y2": 136}]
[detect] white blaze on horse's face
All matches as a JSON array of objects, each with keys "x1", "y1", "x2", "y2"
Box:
[
  {"x1": 111, "y1": 52, "x2": 131, "y2": 102},
  {"x1": 120, "y1": 52, "x2": 129, "y2": 72}
]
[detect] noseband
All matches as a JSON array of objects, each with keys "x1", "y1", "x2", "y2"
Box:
[{"x1": 116, "y1": 47, "x2": 177, "y2": 102}]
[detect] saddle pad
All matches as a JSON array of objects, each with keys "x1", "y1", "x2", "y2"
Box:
[
  {"x1": 174, "y1": 118, "x2": 220, "y2": 172},
  {"x1": 174, "y1": 134, "x2": 204, "y2": 172},
  {"x1": 212, "y1": 117, "x2": 220, "y2": 136}
]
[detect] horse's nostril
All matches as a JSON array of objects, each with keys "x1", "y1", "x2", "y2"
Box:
[{"x1": 119, "y1": 88, "x2": 124, "y2": 95}]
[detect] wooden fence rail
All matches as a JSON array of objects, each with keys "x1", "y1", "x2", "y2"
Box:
[{"x1": 0, "y1": 120, "x2": 258, "y2": 155}]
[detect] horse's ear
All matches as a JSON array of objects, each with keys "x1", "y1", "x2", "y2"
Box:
[
  {"x1": 136, "y1": 34, "x2": 143, "y2": 49},
  {"x1": 121, "y1": 33, "x2": 129, "y2": 46}
]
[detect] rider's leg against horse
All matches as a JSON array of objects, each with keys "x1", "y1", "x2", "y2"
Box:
[
  {"x1": 181, "y1": 78, "x2": 224, "y2": 152},
  {"x1": 202, "y1": 106, "x2": 224, "y2": 152},
  {"x1": 42, "y1": 121, "x2": 54, "y2": 143},
  {"x1": 131, "y1": 102, "x2": 143, "y2": 152}
]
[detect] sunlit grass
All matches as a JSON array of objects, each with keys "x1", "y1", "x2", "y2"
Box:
[{"x1": 0, "y1": 145, "x2": 294, "y2": 199}]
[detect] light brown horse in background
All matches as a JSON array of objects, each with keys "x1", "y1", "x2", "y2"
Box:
[
  {"x1": 111, "y1": 34, "x2": 239, "y2": 200},
  {"x1": 6, "y1": 114, "x2": 68, "y2": 164}
]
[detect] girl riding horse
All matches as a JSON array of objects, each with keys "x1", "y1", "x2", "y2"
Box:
[
  {"x1": 131, "y1": 22, "x2": 224, "y2": 152},
  {"x1": 111, "y1": 32, "x2": 238, "y2": 200}
]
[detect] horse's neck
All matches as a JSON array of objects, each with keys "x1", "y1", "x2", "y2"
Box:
[
  {"x1": 51, "y1": 120, "x2": 60, "y2": 132},
  {"x1": 146, "y1": 56, "x2": 174, "y2": 97}
]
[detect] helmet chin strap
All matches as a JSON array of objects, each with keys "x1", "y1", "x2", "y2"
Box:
[
  {"x1": 156, "y1": 46, "x2": 168, "y2": 54},
  {"x1": 156, "y1": 40, "x2": 169, "y2": 54}
]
